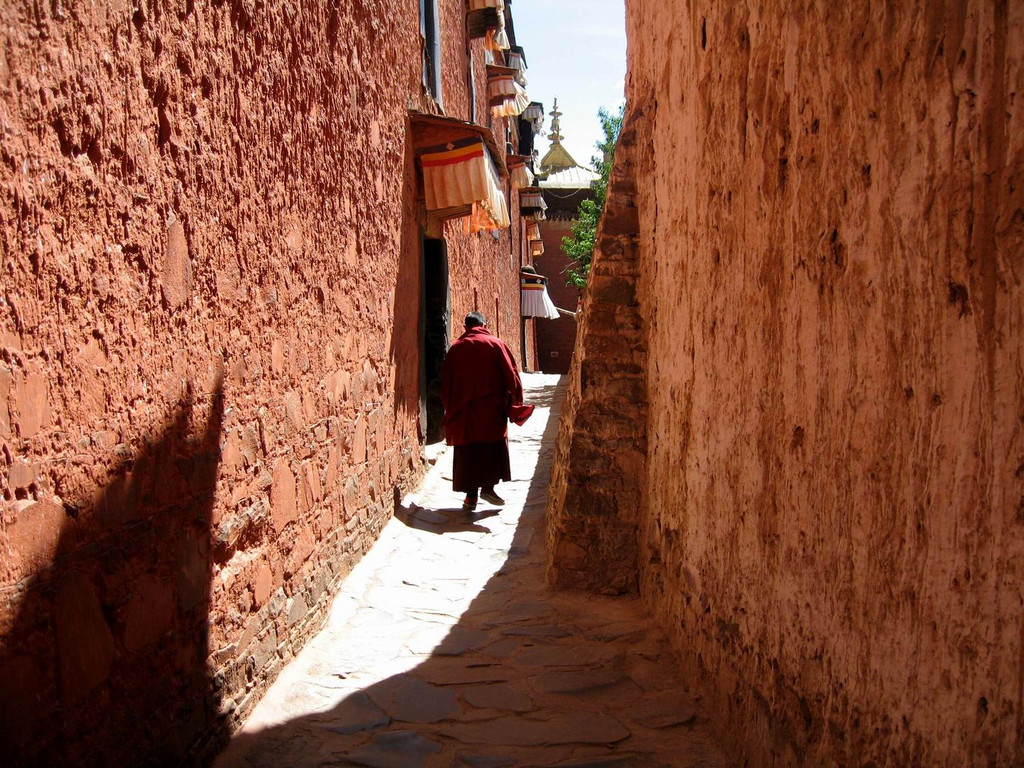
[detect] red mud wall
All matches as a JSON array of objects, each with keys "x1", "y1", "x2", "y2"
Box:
[
  {"x1": 550, "y1": 0, "x2": 1022, "y2": 765},
  {"x1": 0, "y1": 1, "x2": 522, "y2": 764},
  {"x1": 534, "y1": 218, "x2": 580, "y2": 374},
  {"x1": 627, "y1": 2, "x2": 1023, "y2": 764}
]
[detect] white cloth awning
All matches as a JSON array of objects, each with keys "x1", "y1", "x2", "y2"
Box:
[
  {"x1": 520, "y1": 188, "x2": 547, "y2": 212},
  {"x1": 488, "y1": 66, "x2": 529, "y2": 118},
  {"x1": 507, "y1": 52, "x2": 527, "y2": 85},
  {"x1": 487, "y1": 72, "x2": 518, "y2": 101},
  {"x1": 509, "y1": 162, "x2": 533, "y2": 189},
  {"x1": 420, "y1": 138, "x2": 510, "y2": 232},
  {"x1": 491, "y1": 81, "x2": 529, "y2": 118},
  {"x1": 522, "y1": 281, "x2": 560, "y2": 319}
]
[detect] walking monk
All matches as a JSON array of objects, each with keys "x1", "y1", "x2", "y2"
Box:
[{"x1": 440, "y1": 312, "x2": 525, "y2": 511}]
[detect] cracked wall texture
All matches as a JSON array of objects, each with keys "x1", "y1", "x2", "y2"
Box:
[
  {"x1": 551, "y1": 1, "x2": 1022, "y2": 765},
  {"x1": 0, "y1": 0, "x2": 523, "y2": 764}
]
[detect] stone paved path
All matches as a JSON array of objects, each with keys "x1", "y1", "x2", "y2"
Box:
[{"x1": 215, "y1": 374, "x2": 730, "y2": 768}]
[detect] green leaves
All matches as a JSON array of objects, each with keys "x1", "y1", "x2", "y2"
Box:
[{"x1": 563, "y1": 105, "x2": 624, "y2": 288}]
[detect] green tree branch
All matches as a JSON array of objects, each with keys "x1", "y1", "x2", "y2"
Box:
[{"x1": 563, "y1": 105, "x2": 624, "y2": 288}]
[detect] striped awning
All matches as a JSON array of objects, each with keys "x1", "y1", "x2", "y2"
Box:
[
  {"x1": 420, "y1": 138, "x2": 510, "y2": 232},
  {"x1": 525, "y1": 220, "x2": 541, "y2": 240},
  {"x1": 507, "y1": 156, "x2": 534, "y2": 189},
  {"x1": 530, "y1": 240, "x2": 544, "y2": 257},
  {"x1": 468, "y1": 0, "x2": 502, "y2": 9},
  {"x1": 520, "y1": 187, "x2": 547, "y2": 214},
  {"x1": 488, "y1": 66, "x2": 530, "y2": 118},
  {"x1": 521, "y1": 276, "x2": 559, "y2": 319}
]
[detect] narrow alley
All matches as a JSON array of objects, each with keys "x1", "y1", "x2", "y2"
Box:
[
  {"x1": 2, "y1": 1, "x2": 1019, "y2": 765},
  {"x1": 215, "y1": 374, "x2": 728, "y2": 768}
]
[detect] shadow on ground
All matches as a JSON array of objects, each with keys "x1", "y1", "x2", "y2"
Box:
[{"x1": 214, "y1": 376, "x2": 729, "y2": 768}]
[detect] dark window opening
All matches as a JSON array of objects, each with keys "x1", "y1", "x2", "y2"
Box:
[
  {"x1": 420, "y1": 0, "x2": 442, "y2": 105},
  {"x1": 517, "y1": 116, "x2": 536, "y2": 157}
]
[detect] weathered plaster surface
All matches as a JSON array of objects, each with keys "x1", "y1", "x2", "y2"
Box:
[
  {"x1": 0, "y1": 1, "x2": 522, "y2": 763},
  {"x1": 547, "y1": 111, "x2": 650, "y2": 596},
  {"x1": 550, "y1": 1, "x2": 1022, "y2": 764}
]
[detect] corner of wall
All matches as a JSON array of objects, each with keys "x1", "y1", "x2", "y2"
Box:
[{"x1": 545, "y1": 106, "x2": 653, "y2": 596}]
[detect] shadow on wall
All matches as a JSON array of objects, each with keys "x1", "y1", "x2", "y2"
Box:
[{"x1": 0, "y1": 376, "x2": 225, "y2": 767}]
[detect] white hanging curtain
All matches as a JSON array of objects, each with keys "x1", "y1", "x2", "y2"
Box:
[
  {"x1": 521, "y1": 277, "x2": 560, "y2": 320},
  {"x1": 507, "y1": 52, "x2": 527, "y2": 85},
  {"x1": 492, "y1": 82, "x2": 529, "y2": 117},
  {"x1": 522, "y1": 102, "x2": 544, "y2": 134},
  {"x1": 522, "y1": 103, "x2": 543, "y2": 120},
  {"x1": 487, "y1": 72, "x2": 517, "y2": 101},
  {"x1": 420, "y1": 138, "x2": 509, "y2": 232},
  {"x1": 488, "y1": 68, "x2": 529, "y2": 118},
  {"x1": 508, "y1": 160, "x2": 533, "y2": 189},
  {"x1": 520, "y1": 188, "x2": 547, "y2": 213}
]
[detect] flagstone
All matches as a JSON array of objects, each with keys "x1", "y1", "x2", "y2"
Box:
[
  {"x1": 363, "y1": 584, "x2": 457, "y2": 612},
  {"x1": 308, "y1": 692, "x2": 390, "y2": 735},
  {"x1": 480, "y1": 637, "x2": 525, "y2": 660},
  {"x1": 515, "y1": 643, "x2": 622, "y2": 668},
  {"x1": 440, "y1": 711, "x2": 630, "y2": 746},
  {"x1": 540, "y1": 755, "x2": 669, "y2": 768},
  {"x1": 365, "y1": 674, "x2": 461, "y2": 723},
  {"x1": 629, "y1": 691, "x2": 699, "y2": 729},
  {"x1": 529, "y1": 666, "x2": 628, "y2": 695},
  {"x1": 433, "y1": 626, "x2": 495, "y2": 655},
  {"x1": 453, "y1": 753, "x2": 519, "y2": 768},
  {"x1": 462, "y1": 682, "x2": 535, "y2": 712},
  {"x1": 408, "y1": 657, "x2": 511, "y2": 685},
  {"x1": 626, "y1": 657, "x2": 685, "y2": 691},
  {"x1": 340, "y1": 730, "x2": 442, "y2": 768},
  {"x1": 492, "y1": 600, "x2": 559, "y2": 623},
  {"x1": 500, "y1": 624, "x2": 572, "y2": 638}
]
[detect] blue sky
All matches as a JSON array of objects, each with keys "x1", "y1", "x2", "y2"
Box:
[{"x1": 510, "y1": 0, "x2": 627, "y2": 170}]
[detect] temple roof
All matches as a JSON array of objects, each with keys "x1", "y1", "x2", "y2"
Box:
[
  {"x1": 540, "y1": 165, "x2": 599, "y2": 190},
  {"x1": 536, "y1": 98, "x2": 600, "y2": 193}
]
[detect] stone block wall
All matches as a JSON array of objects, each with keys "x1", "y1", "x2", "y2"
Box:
[
  {"x1": 550, "y1": 1, "x2": 1022, "y2": 765},
  {"x1": 546, "y1": 109, "x2": 651, "y2": 595},
  {"x1": 0, "y1": 1, "x2": 524, "y2": 764}
]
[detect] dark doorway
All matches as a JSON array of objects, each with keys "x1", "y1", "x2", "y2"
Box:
[{"x1": 421, "y1": 236, "x2": 450, "y2": 444}]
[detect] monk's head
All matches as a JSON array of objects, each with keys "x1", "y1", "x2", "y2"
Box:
[{"x1": 465, "y1": 312, "x2": 486, "y2": 329}]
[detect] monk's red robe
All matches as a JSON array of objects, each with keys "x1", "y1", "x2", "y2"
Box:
[{"x1": 440, "y1": 327, "x2": 523, "y2": 446}]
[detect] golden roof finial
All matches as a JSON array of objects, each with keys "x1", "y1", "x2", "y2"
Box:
[
  {"x1": 539, "y1": 97, "x2": 579, "y2": 174},
  {"x1": 548, "y1": 98, "x2": 564, "y2": 145}
]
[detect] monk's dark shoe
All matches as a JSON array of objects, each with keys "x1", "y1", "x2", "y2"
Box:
[{"x1": 479, "y1": 490, "x2": 504, "y2": 506}]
